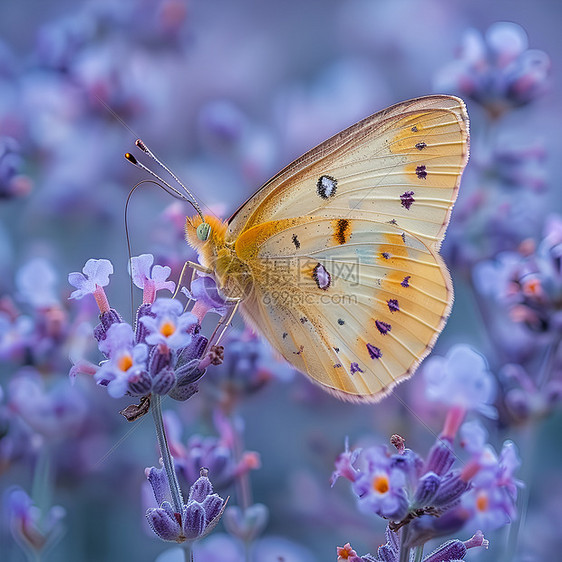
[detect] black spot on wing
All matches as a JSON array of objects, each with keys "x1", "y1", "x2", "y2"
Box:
[{"x1": 317, "y1": 175, "x2": 337, "y2": 199}]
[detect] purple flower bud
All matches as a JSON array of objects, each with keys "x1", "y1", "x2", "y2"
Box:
[
  {"x1": 423, "y1": 539, "x2": 466, "y2": 562},
  {"x1": 391, "y1": 448, "x2": 424, "y2": 487},
  {"x1": 135, "y1": 303, "x2": 155, "y2": 344},
  {"x1": 505, "y1": 388, "x2": 531, "y2": 420},
  {"x1": 385, "y1": 524, "x2": 399, "y2": 552},
  {"x1": 177, "y1": 334, "x2": 208, "y2": 364},
  {"x1": 181, "y1": 435, "x2": 237, "y2": 489},
  {"x1": 169, "y1": 380, "x2": 199, "y2": 402},
  {"x1": 148, "y1": 345, "x2": 172, "y2": 377},
  {"x1": 464, "y1": 530, "x2": 489, "y2": 550},
  {"x1": 146, "y1": 501, "x2": 182, "y2": 542},
  {"x1": 223, "y1": 503, "x2": 269, "y2": 542},
  {"x1": 331, "y1": 438, "x2": 361, "y2": 486},
  {"x1": 127, "y1": 369, "x2": 152, "y2": 396},
  {"x1": 425, "y1": 439, "x2": 455, "y2": 476},
  {"x1": 152, "y1": 366, "x2": 175, "y2": 396},
  {"x1": 433, "y1": 470, "x2": 469, "y2": 508},
  {"x1": 174, "y1": 359, "x2": 205, "y2": 385},
  {"x1": 0, "y1": 137, "x2": 30, "y2": 200},
  {"x1": 377, "y1": 544, "x2": 397, "y2": 562},
  {"x1": 94, "y1": 309, "x2": 122, "y2": 344},
  {"x1": 146, "y1": 464, "x2": 170, "y2": 506},
  {"x1": 5, "y1": 487, "x2": 66, "y2": 555},
  {"x1": 188, "y1": 474, "x2": 213, "y2": 503},
  {"x1": 182, "y1": 502, "x2": 206, "y2": 540},
  {"x1": 413, "y1": 472, "x2": 440, "y2": 506},
  {"x1": 202, "y1": 494, "x2": 225, "y2": 521},
  {"x1": 407, "y1": 508, "x2": 468, "y2": 548}
]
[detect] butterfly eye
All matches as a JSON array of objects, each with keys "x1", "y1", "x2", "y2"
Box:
[{"x1": 196, "y1": 222, "x2": 211, "y2": 241}]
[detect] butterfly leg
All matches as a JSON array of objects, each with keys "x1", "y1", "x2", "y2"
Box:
[
  {"x1": 172, "y1": 260, "x2": 213, "y2": 299},
  {"x1": 203, "y1": 298, "x2": 241, "y2": 353}
]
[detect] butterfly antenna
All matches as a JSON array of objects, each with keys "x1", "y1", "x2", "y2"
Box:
[
  {"x1": 125, "y1": 142, "x2": 212, "y2": 242},
  {"x1": 124, "y1": 152, "x2": 202, "y2": 218},
  {"x1": 134, "y1": 139, "x2": 205, "y2": 222}
]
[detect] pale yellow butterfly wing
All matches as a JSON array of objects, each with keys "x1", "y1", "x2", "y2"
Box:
[
  {"x1": 219, "y1": 95, "x2": 468, "y2": 401},
  {"x1": 233, "y1": 216, "x2": 451, "y2": 401},
  {"x1": 227, "y1": 95, "x2": 469, "y2": 252}
]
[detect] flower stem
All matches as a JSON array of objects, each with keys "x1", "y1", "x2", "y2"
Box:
[
  {"x1": 184, "y1": 543, "x2": 194, "y2": 562},
  {"x1": 398, "y1": 526, "x2": 411, "y2": 562},
  {"x1": 412, "y1": 545, "x2": 424, "y2": 562},
  {"x1": 32, "y1": 444, "x2": 52, "y2": 527},
  {"x1": 231, "y1": 414, "x2": 252, "y2": 511},
  {"x1": 151, "y1": 394, "x2": 184, "y2": 514}
]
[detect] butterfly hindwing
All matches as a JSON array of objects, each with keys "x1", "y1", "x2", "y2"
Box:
[{"x1": 234, "y1": 216, "x2": 452, "y2": 401}]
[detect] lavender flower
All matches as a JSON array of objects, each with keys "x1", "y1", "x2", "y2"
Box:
[
  {"x1": 140, "y1": 298, "x2": 197, "y2": 349},
  {"x1": 0, "y1": 136, "x2": 31, "y2": 199},
  {"x1": 434, "y1": 22, "x2": 550, "y2": 118},
  {"x1": 0, "y1": 311, "x2": 33, "y2": 362},
  {"x1": 223, "y1": 503, "x2": 269, "y2": 543},
  {"x1": 130, "y1": 253, "x2": 175, "y2": 303},
  {"x1": 351, "y1": 445, "x2": 409, "y2": 521},
  {"x1": 15, "y1": 257, "x2": 59, "y2": 309},
  {"x1": 95, "y1": 323, "x2": 150, "y2": 397},
  {"x1": 182, "y1": 274, "x2": 228, "y2": 317},
  {"x1": 9, "y1": 368, "x2": 87, "y2": 440},
  {"x1": 333, "y1": 425, "x2": 519, "y2": 553},
  {"x1": 4, "y1": 487, "x2": 66, "y2": 558},
  {"x1": 337, "y1": 527, "x2": 488, "y2": 562},
  {"x1": 146, "y1": 467, "x2": 226, "y2": 543},
  {"x1": 337, "y1": 542, "x2": 362, "y2": 561},
  {"x1": 423, "y1": 345, "x2": 497, "y2": 420},
  {"x1": 68, "y1": 258, "x2": 114, "y2": 313},
  {"x1": 68, "y1": 256, "x2": 211, "y2": 402},
  {"x1": 460, "y1": 440, "x2": 522, "y2": 531}
]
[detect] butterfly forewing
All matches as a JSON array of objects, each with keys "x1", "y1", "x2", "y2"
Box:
[
  {"x1": 221, "y1": 95, "x2": 468, "y2": 401},
  {"x1": 227, "y1": 95, "x2": 469, "y2": 251}
]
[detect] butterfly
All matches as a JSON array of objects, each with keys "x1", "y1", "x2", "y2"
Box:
[{"x1": 184, "y1": 95, "x2": 469, "y2": 402}]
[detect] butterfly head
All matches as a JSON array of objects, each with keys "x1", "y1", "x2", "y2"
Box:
[
  {"x1": 185, "y1": 214, "x2": 229, "y2": 266},
  {"x1": 196, "y1": 222, "x2": 211, "y2": 241}
]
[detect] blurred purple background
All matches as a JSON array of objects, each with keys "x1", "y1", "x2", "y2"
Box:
[{"x1": 0, "y1": 1, "x2": 561, "y2": 561}]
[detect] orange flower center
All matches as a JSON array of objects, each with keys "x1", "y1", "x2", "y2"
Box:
[
  {"x1": 373, "y1": 474, "x2": 390, "y2": 494},
  {"x1": 160, "y1": 320, "x2": 176, "y2": 337},
  {"x1": 476, "y1": 491, "x2": 489, "y2": 512},
  {"x1": 522, "y1": 278, "x2": 542, "y2": 297},
  {"x1": 118, "y1": 354, "x2": 133, "y2": 372}
]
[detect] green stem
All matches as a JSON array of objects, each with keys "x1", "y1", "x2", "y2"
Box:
[
  {"x1": 231, "y1": 414, "x2": 252, "y2": 511},
  {"x1": 244, "y1": 541, "x2": 252, "y2": 562},
  {"x1": 536, "y1": 338, "x2": 560, "y2": 390},
  {"x1": 501, "y1": 339, "x2": 560, "y2": 562},
  {"x1": 151, "y1": 394, "x2": 184, "y2": 514},
  {"x1": 398, "y1": 526, "x2": 411, "y2": 562},
  {"x1": 412, "y1": 545, "x2": 424, "y2": 562},
  {"x1": 31, "y1": 444, "x2": 52, "y2": 527},
  {"x1": 24, "y1": 549, "x2": 41, "y2": 562},
  {"x1": 500, "y1": 423, "x2": 535, "y2": 562}
]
